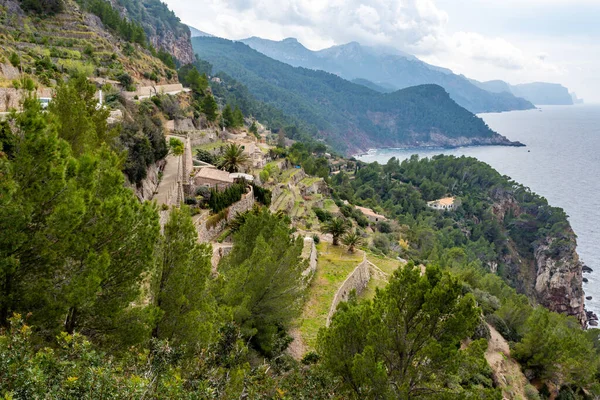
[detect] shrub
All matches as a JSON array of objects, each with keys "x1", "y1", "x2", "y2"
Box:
[
  {"x1": 252, "y1": 183, "x2": 271, "y2": 207},
  {"x1": 206, "y1": 208, "x2": 229, "y2": 229},
  {"x1": 377, "y1": 220, "x2": 393, "y2": 233},
  {"x1": 312, "y1": 234, "x2": 320, "y2": 244},
  {"x1": 313, "y1": 207, "x2": 332, "y2": 222},
  {"x1": 208, "y1": 183, "x2": 247, "y2": 213},
  {"x1": 9, "y1": 52, "x2": 20, "y2": 68}
]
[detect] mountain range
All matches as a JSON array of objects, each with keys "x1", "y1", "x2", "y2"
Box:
[
  {"x1": 240, "y1": 36, "x2": 581, "y2": 109},
  {"x1": 471, "y1": 80, "x2": 575, "y2": 105},
  {"x1": 192, "y1": 37, "x2": 522, "y2": 154},
  {"x1": 239, "y1": 37, "x2": 535, "y2": 114}
]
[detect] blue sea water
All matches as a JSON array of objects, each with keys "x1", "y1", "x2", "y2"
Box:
[{"x1": 357, "y1": 105, "x2": 600, "y2": 314}]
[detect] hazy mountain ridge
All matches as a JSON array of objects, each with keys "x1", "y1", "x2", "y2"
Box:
[
  {"x1": 192, "y1": 37, "x2": 521, "y2": 154},
  {"x1": 472, "y1": 80, "x2": 576, "y2": 105},
  {"x1": 240, "y1": 36, "x2": 535, "y2": 114}
]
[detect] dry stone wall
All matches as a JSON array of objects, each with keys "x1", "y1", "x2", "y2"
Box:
[
  {"x1": 195, "y1": 186, "x2": 255, "y2": 242},
  {"x1": 326, "y1": 256, "x2": 370, "y2": 326}
]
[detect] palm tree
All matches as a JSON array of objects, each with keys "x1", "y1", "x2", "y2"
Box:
[
  {"x1": 321, "y1": 217, "x2": 349, "y2": 246},
  {"x1": 217, "y1": 143, "x2": 250, "y2": 173},
  {"x1": 342, "y1": 230, "x2": 363, "y2": 253}
]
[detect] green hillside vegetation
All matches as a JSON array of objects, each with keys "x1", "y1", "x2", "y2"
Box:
[
  {"x1": 192, "y1": 37, "x2": 509, "y2": 154},
  {"x1": 0, "y1": 0, "x2": 176, "y2": 89},
  {"x1": 0, "y1": 78, "x2": 599, "y2": 398}
]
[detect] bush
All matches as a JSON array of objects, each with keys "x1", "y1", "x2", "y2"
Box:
[
  {"x1": 377, "y1": 221, "x2": 393, "y2": 233},
  {"x1": 206, "y1": 208, "x2": 229, "y2": 229},
  {"x1": 252, "y1": 183, "x2": 271, "y2": 206},
  {"x1": 9, "y1": 52, "x2": 20, "y2": 68},
  {"x1": 208, "y1": 183, "x2": 247, "y2": 213},
  {"x1": 312, "y1": 234, "x2": 320, "y2": 244},
  {"x1": 313, "y1": 207, "x2": 332, "y2": 222}
]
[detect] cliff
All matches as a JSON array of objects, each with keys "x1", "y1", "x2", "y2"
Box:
[
  {"x1": 534, "y1": 235, "x2": 585, "y2": 326},
  {"x1": 108, "y1": 0, "x2": 194, "y2": 64},
  {"x1": 490, "y1": 188, "x2": 586, "y2": 326}
]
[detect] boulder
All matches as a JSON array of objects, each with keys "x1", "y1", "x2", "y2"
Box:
[
  {"x1": 583, "y1": 265, "x2": 593, "y2": 273},
  {"x1": 583, "y1": 277, "x2": 589, "y2": 283},
  {"x1": 586, "y1": 296, "x2": 593, "y2": 301}
]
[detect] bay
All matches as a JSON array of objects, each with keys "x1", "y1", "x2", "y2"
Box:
[{"x1": 357, "y1": 105, "x2": 600, "y2": 314}]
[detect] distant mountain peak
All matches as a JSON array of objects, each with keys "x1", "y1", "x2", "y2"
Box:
[
  {"x1": 188, "y1": 25, "x2": 213, "y2": 38},
  {"x1": 282, "y1": 37, "x2": 299, "y2": 43}
]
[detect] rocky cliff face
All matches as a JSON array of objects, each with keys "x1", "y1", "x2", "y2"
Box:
[
  {"x1": 147, "y1": 25, "x2": 194, "y2": 65},
  {"x1": 534, "y1": 236, "x2": 586, "y2": 326},
  {"x1": 108, "y1": 0, "x2": 194, "y2": 64},
  {"x1": 490, "y1": 189, "x2": 586, "y2": 326}
]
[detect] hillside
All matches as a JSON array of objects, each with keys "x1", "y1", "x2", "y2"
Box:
[
  {"x1": 240, "y1": 36, "x2": 535, "y2": 114},
  {"x1": 107, "y1": 0, "x2": 194, "y2": 64},
  {"x1": 0, "y1": 0, "x2": 178, "y2": 91},
  {"x1": 192, "y1": 37, "x2": 522, "y2": 154},
  {"x1": 473, "y1": 79, "x2": 575, "y2": 105}
]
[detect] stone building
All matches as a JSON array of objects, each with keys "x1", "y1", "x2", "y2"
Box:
[
  {"x1": 194, "y1": 168, "x2": 234, "y2": 191},
  {"x1": 427, "y1": 197, "x2": 459, "y2": 211},
  {"x1": 355, "y1": 206, "x2": 387, "y2": 223}
]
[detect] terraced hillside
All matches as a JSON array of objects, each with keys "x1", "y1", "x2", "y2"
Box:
[{"x1": 0, "y1": 0, "x2": 176, "y2": 90}]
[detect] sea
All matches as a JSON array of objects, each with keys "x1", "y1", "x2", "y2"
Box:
[{"x1": 357, "y1": 104, "x2": 600, "y2": 315}]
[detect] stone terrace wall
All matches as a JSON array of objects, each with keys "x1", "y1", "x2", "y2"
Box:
[
  {"x1": 195, "y1": 186, "x2": 255, "y2": 242},
  {"x1": 326, "y1": 255, "x2": 370, "y2": 326},
  {"x1": 302, "y1": 237, "x2": 318, "y2": 277}
]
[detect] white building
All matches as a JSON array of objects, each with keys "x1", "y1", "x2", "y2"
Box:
[{"x1": 427, "y1": 197, "x2": 458, "y2": 211}]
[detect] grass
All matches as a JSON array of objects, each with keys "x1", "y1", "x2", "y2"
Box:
[
  {"x1": 192, "y1": 140, "x2": 224, "y2": 153},
  {"x1": 297, "y1": 243, "x2": 363, "y2": 350},
  {"x1": 299, "y1": 176, "x2": 321, "y2": 187},
  {"x1": 359, "y1": 253, "x2": 404, "y2": 301},
  {"x1": 323, "y1": 198, "x2": 339, "y2": 213}
]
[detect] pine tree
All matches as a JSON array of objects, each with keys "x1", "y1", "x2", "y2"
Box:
[
  {"x1": 201, "y1": 94, "x2": 218, "y2": 122},
  {"x1": 152, "y1": 207, "x2": 213, "y2": 347},
  {"x1": 219, "y1": 208, "x2": 306, "y2": 356},
  {"x1": 318, "y1": 265, "x2": 481, "y2": 398},
  {"x1": 233, "y1": 106, "x2": 244, "y2": 128},
  {"x1": 49, "y1": 74, "x2": 114, "y2": 156},
  {"x1": 222, "y1": 104, "x2": 234, "y2": 128}
]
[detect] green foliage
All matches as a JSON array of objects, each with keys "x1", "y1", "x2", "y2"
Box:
[
  {"x1": 513, "y1": 307, "x2": 598, "y2": 386},
  {"x1": 9, "y1": 52, "x2": 20, "y2": 68},
  {"x1": 49, "y1": 74, "x2": 114, "y2": 155},
  {"x1": 313, "y1": 207, "x2": 333, "y2": 222},
  {"x1": 168, "y1": 137, "x2": 184, "y2": 156},
  {"x1": 195, "y1": 148, "x2": 216, "y2": 164},
  {"x1": 218, "y1": 208, "x2": 306, "y2": 356},
  {"x1": 19, "y1": 0, "x2": 64, "y2": 15},
  {"x1": 321, "y1": 217, "x2": 350, "y2": 246},
  {"x1": 152, "y1": 207, "x2": 213, "y2": 348},
  {"x1": 318, "y1": 265, "x2": 492, "y2": 398},
  {"x1": 119, "y1": 100, "x2": 168, "y2": 184},
  {"x1": 157, "y1": 49, "x2": 176, "y2": 69},
  {"x1": 76, "y1": 0, "x2": 148, "y2": 47},
  {"x1": 201, "y1": 94, "x2": 219, "y2": 121},
  {"x1": 192, "y1": 37, "x2": 497, "y2": 152},
  {"x1": 178, "y1": 64, "x2": 208, "y2": 94},
  {"x1": 342, "y1": 229, "x2": 363, "y2": 253},
  {"x1": 0, "y1": 98, "x2": 159, "y2": 342},
  {"x1": 208, "y1": 182, "x2": 247, "y2": 213},
  {"x1": 252, "y1": 183, "x2": 272, "y2": 206},
  {"x1": 217, "y1": 143, "x2": 250, "y2": 173},
  {"x1": 222, "y1": 103, "x2": 234, "y2": 128},
  {"x1": 233, "y1": 105, "x2": 244, "y2": 127}
]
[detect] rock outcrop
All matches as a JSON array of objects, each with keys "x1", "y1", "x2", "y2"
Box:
[
  {"x1": 490, "y1": 188, "x2": 586, "y2": 326},
  {"x1": 534, "y1": 235, "x2": 586, "y2": 326}
]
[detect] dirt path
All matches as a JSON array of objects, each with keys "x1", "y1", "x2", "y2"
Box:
[{"x1": 485, "y1": 324, "x2": 529, "y2": 400}]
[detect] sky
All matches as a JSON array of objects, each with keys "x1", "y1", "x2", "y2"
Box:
[{"x1": 163, "y1": 0, "x2": 600, "y2": 103}]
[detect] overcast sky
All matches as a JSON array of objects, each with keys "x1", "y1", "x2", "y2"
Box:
[{"x1": 163, "y1": 0, "x2": 600, "y2": 103}]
